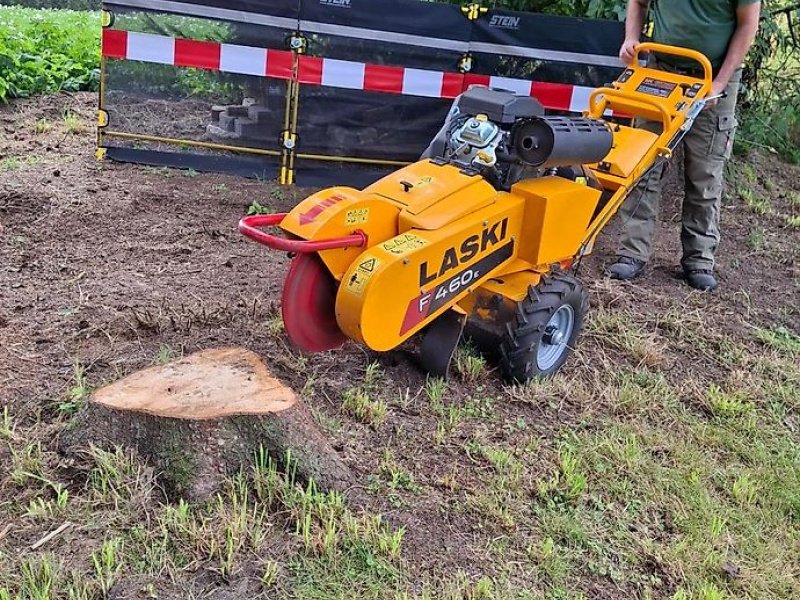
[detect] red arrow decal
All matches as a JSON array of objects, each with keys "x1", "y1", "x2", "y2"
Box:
[{"x1": 298, "y1": 195, "x2": 345, "y2": 225}]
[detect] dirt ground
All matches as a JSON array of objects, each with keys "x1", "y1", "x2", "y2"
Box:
[{"x1": 1, "y1": 92, "x2": 799, "y2": 599}]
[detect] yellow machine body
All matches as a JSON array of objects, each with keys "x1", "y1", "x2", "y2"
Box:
[{"x1": 276, "y1": 43, "x2": 713, "y2": 353}]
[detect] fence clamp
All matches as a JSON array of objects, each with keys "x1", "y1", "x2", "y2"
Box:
[
  {"x1": 282, "y1": 131, "x2": 297, "y2": 150},
  {"x1": 101, "y1": 9, "x2": 115, "y2": 28},
  {"x1": 458, "y1": 53, "x2": 474, "y2": 74},
  {"x1": 288, "y1": 32, "x2": 307, "y2": 54},
  {"x1": 461, "y1": 3, "x2": 488, "y2": 21}
]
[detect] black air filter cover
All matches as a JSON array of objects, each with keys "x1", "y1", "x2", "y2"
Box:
[{"x1": 457, "y1": 87, "x2": 545, "y2": 124}]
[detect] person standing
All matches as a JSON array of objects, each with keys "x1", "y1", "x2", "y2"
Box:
[{"x1": 609, "y1": 0, "x2": 761, "y2": 291}]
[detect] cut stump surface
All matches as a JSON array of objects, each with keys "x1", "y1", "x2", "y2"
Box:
[{"x1": 60, "y1": 347, "x2": 352, "y2": 501}]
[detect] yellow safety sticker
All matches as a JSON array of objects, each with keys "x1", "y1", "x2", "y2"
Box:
[
  {"x1": 345, "y1": 208, "x2": 369, "y2": 225},
  {"x1": 381, "y1": 233, "x2": 428, "y2": 256},
  {"x1": 346, "y1": 256, "x2": 381, "y2": 296},
  {"x1": 415, "y1": 176, "x2": 435, "y2": 189}
]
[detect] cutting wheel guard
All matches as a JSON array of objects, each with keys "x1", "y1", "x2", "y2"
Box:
[{"x1": 239, "y1": 214, "x2": 368, "y2": 253}]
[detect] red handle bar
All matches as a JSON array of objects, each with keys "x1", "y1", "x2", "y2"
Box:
[{"x1": 239, "y1": 214, "x2": 368, "y2": 253}]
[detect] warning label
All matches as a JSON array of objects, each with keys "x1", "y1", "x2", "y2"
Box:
[
  {"x1": 345, "y1": 208, "x2": 369, "y2": 225},
  {"x1": 345, "y1": 256, "x2": 381, "y2": 296},
  {"x1": 381, "y1": 233, "x2": 428, "y2": 256}
]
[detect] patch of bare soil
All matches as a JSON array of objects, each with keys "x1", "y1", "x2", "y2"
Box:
[{"x1": 1, "y1": 92, "x2": 798, "y2": 599}]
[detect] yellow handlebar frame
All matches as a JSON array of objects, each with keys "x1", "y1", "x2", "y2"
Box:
[
  {"x1": 588, "y1": 87, "x2": 674, "y2": 129},
  {"x1": 633, "y1": 42, "x2": 714, "y2": 88}
]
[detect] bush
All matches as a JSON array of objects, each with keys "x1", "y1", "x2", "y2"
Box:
[
  {"x1": 0, "y1": 7, "x2": 100, "y2": 102},
  {"x1": 737, "y1": 7, "x2": 800, "y2": 163},
  {"x1": 0, "y1": 0, "x2": 100, "y2": 10}
]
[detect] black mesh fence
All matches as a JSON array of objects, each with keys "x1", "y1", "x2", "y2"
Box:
[{"x1": 99, "y1": 0, "x2": 624, "y2": 186}]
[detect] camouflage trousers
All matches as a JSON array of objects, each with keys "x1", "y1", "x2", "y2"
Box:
[{"x1": 617, "y1": 67, "x2": 741, "y2": 271}]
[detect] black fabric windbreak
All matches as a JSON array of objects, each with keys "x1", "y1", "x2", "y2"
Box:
[
  {"x1": 294, "y1": 1, "x2": 466, "y2": 164},
  {"x1": 100, "y1": 0, "x2": 627, "y2": 186},
  {"x1": 299, "y1": 0, "x2": 471, "y2": 45},
  {"x1": 470, "y1": 9, "x2": 624, "y2": 87}
]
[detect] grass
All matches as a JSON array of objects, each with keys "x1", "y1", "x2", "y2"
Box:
[
  {"x1": 745, "y1": 226, "x2": 764, "y2": 251},
  {"x1": 739, "y1": 187, "x2": 771, "y2": 215},
  {"x1": 56, "y1": 361, "x2": 90, "y2": 416},
  {"x1": 341, "y1": 362, "x2": 388, "y2": 426},
  {"x1": 32, "y1": 118, "x2": 51, "y2": 134},
  {"x1": 755, "y1": 326, "x2": 800, "y2": 355},
  {"x1": 62, "y1": 111, "x2": 84, "y2": 135},
  {"x1": 2, "y1": 329, "x2": 799, "y2": 600},
  {"x1": 0, "y1": 156, "x2": 43, "y2": 171}
]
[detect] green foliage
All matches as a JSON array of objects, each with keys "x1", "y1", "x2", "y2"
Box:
[
  {"x1": 0, "y1": 0, "x2": 100, "y2": 9},
  {"x1": 738, "y1": 6, "x2": 800, "y2": 163},
  {"x1": 0, "y1": 7, "x2": 100, "y2": 102}
]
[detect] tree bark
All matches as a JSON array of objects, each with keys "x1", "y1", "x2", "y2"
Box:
[{"x1": 59, "y1": 348, "x2": 352, "y2": 502}]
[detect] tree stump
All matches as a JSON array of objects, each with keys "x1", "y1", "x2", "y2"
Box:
[{"x1": 59, "y1": 348, "x2": 352, "y2": 502}]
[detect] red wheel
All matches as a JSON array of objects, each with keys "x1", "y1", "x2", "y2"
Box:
[{"x1": 281, "y1": 253, "x2": 347, "y2": 352}]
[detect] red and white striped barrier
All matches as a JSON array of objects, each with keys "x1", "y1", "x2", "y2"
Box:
[{"x1": 103, "y1": 29, "x2": 598, "y2": 113}]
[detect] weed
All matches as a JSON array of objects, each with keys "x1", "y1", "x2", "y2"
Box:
[
  {"x1": 424, "y1": 377, "x2": 446, "y2": 404},
  {"x1": 370, "y1": 449, "x2": 419, "y2": 505},
  {"x1": 0, "y1": 156, "x2": 42, "y2": 170},
  {"x1": 153, "y1": 344, "x2": 180, "y2": 365},
  {"x1": 454, "y1": 344, "x2": 487, "y2": 381},
  {"x1": 364, "y1": 361, "x2": 382, "y2": 387},
  {"x1": 211, "y1": 183, "x2": 228, "y2": 193},
  {"x1": 58, "y1": 361, "x2": 90, "y2": 415},
  {"x1": 182, "y1": 168, "x2": 199, "y2": 177},
  {"x1": 19, "y1": 555, "x2": 58, "y2": 600},
  {"x1": 786, "y1": 215, "x2": 800, "y2": 228},
  {"x1": 706, "y1": 385, "x2": 754, "y2": 418},
  {"x1": 91, "y1": 538, "x2": 124, "y2": 599},
  {"x1": 746, "y1": 226, "x2": 764, "y2": 250},
  {"x1": 789, "y1": 191, "x2": 800, "y2": 206},
  {"x1": 10, "y1": 441, "x2": 44, "y2": 485},
  {"x1": 738, "y1": 161, "x2": 757, "y2": 185},
  {"x1": 261, "y1": 560, "x2": 279, "y2": 588},
  {"x1": 143, "y1": 166, "x2": 172, "y2": 178},
  {"x1": 247, "y1": 200, "x2": 271, "y2": 215},
  {"x1": 33, "y1": 118, "x2": 51, "y2": 134},
  {"x1": 731, "y1": 472, "x2": 758, "y2": 507},
  {"x1": 88, "y1": 445, "x2": 152, "y2": 509},
  {"x1": 740, "y1": 187, "x2": 771, "y2": 214},
  {"x1": 63, "y1": 111, "x2": 84, "y2": 135},
  {"x1": 24, "y1": 477, "x2": 69, "y2": 519},
  {"x1": 0, "y1": 407, "x2": 14, "y2": 440},
  {"x1": 755, "y1": 326, "x2": 800, "y2": 355},
  {"x1": 342, "y1": 388, "x2": 387, "y2": 426}
]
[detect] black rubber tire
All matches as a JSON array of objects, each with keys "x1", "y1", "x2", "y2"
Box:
[{"x1": 499, "y1": 272, "x2": 588, "y2": 382}]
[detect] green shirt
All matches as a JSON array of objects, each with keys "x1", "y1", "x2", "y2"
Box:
[{"x1": 652, "y1": 0, "x2": 760, "y2": 68}]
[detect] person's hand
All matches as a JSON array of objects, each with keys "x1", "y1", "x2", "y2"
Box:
[
  {"x1": 619, "y1": 38, "x2": 639, "y2": 65},
  {"x1": 707, "y1": 79, "x2": 728, "y2": 106}
]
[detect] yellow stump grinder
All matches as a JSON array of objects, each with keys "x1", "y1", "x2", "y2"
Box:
[{"x1": 240, "y1": 44, "x2": 714, "y2": 381}]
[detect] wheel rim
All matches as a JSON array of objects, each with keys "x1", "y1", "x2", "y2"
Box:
[{"x1": 536, "y1": 304, "x2": 575, "y2": 372}]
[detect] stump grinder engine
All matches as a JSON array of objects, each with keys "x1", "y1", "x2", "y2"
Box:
[{"x1": 240, "y1": 44, "x2": 713, "y2": 381}]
